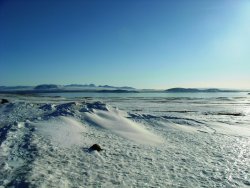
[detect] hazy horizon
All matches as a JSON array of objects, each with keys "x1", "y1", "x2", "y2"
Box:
[
  {"x1": 1, "y1": 83, "x2": 249, "y2": 91},
  {"x1": 1, "y1": 0, "x2": 250, "y2": 89}
]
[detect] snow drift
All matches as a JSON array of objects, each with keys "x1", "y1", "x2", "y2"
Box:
[
  {"x1": 83, "y1": 102, "x2": 163, "y2": 145},
  {"x1": 30, "y1": 116, "x2": 89, "y2": 148}
]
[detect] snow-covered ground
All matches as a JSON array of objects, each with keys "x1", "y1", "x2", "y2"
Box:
[{"x1": 0, "y1": 94, "x2": 250, "y2": 187}]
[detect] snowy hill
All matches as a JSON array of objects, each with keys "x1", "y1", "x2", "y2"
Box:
[
  {"x1": 0, "y1": 84, "x2": 136, "y2": 93},
  {"x1": 165, "y1": 88, "x2": 237, "y2": 92}
]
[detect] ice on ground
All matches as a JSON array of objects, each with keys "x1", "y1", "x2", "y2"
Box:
[
  {"x1": 84, "y1": 105, "x2": 163, "y2": 145},
  {"x1": 209, "y1": 121, "x2": 250, "y2": 137},
  {"x1": 30, "y1": 116, "x2": 89, "y2": 148},
  {"x1": 0, "y1": 94, "x2": 250, "y2": 187}
]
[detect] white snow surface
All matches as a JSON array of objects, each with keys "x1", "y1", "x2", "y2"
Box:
[
  {"x1": 0, "y1": 93, "x2": 250, "y2": 188},
  {"x1": 30, "y1": 116, "x2": 89, "y2": 148},
  {"x1": 84, "y1": 107, "x2": 163, "y2": 145}
]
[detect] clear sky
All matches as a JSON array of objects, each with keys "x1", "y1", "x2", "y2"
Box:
[{"x1": 1, "y1": 0, "x2": 250, "y2": 89}]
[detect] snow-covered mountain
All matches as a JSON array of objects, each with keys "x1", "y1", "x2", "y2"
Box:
[
  {"x1": 0, "y1": 84, "x2": 136, "y2": 92},
  {"x1": 165, "y1": 88, "x2": 238, "y2": 92}
]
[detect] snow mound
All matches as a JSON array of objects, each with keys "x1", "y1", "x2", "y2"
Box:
[
  {"x1": 83, "y1": 106, "x2": 163, "y2": 145},
  {"x1": 86, "y1": 101, "x2": 109, "y2": 112},
  {"x1": 30, "y1": 116, "x2": 88, "y2": 148},
  {"x1": 48, "y1": 102, "x2": 78, "y2": 116},
  {"x1": 79, "y1": 101, "x2": 110, "y2": 113},
  {"x1": 39, "y1": 104, "x2": 56, "y2": 111}
]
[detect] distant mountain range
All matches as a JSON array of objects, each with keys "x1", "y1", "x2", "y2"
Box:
[
  {"x1": 165, "y1": 88, "x2": 238, "y2": 92},
  {"x1": 64, "y1": 84, "x2": 135, "y2": 90},
  {"x1": 0, "y1": 85, "x2": 247, "y2": 94},
  {"x1": 0, "y1": 84, "x2": 136, "y2": 93},
  {"x1": 33, "y1": 84, "x2": 135, "y2": 90}
]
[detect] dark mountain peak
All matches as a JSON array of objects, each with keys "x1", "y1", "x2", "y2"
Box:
[
  {"x1": 165, "y1": 88, "x2": 231, "y2": 93},
  {"x1": 34, "y1": 84, "x2": 59, "y2": 90},
  {"x1": 165, "y1": 88, "x2": 200, "y2": 92},
  {"x1": 65, "y1": 84, "x2": 96, "y2": 87}
]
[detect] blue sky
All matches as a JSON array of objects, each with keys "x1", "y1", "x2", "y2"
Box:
[{"x1": 1, "y1": 0, "x2": 250, "y2": 89}]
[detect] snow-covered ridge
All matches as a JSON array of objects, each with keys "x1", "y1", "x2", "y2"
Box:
[
  {"x1": 40, "y1": 101, "x2": 162, "y2": 146},
  {"x1": 1, "y1": 98, "x2": 163, "y2": 146},
  {"x1": 83, "y1": 102, "x2": 163, "y2": 145},
  {"x1": 0, "y1": 97, "x2": 164, "y2": 187}
]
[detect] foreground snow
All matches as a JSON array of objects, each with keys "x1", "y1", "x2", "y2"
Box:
[
  {"x1": 0, "y1": 94, "x2": 250, "y2": 187},
  {"x1": 31, "y1": 116, "x2": 89, "y2": 148},
  {"x1": 84, "y1": 105, "x2": 163, "y2": 145}
]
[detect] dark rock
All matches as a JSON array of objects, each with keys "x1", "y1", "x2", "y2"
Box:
[
  {"x1": 217, "y1": 112, "x2": 244, "y2": 116},
  {"x1": 89, "y1": 144, "x2": 102, "y2": 152},
  {"x1": 86, "y1": 101, "x2": 109, "y2": 112},
  {"x1": 39, "y1": 104, "x2": 54, "y2": 111},
  {"x1": 1, "y1": 98, "x2": 9, "y2": 104},
  {"x1": 204, "y1": 112, "x2": 244, "y2": 116}
]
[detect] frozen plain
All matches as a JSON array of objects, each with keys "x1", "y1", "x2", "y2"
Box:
[{"x1": 0, "y1": 93, "x2": 250, "y2": 187}]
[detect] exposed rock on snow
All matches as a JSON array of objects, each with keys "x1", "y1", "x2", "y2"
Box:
[
  {"x1": 89, "y1": 144, "x2": 102, "y2": 152},
  {"x1": 1, "y1": 99, "x2": 9, "y2": 104},
  {"x1": 86, "y1": 101, "x2": 109, "y2": 112},
  {"x1": 48, "y1": 102, "x2": 77, "y2": 117},
  {"x1": 39, "y1": 104, "x2": 55, "y2": 111}
]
